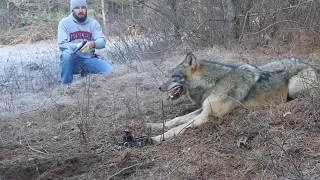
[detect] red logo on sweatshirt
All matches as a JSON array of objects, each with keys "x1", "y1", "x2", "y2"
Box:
[{"x1": 70, "y1": 31, "x2": 92, "y2": 41}]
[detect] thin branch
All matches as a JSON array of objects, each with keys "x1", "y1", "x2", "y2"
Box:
[
  {"x1": 140, "y1": 19, "x2": 224, "y2": 55},
  {"x1": 107, "y1": 163, "x2": 143, "y2": 180},
  {"x1": 236, "y1": 0, "x2": 313, "y2": 18},
  {"x1": 238, "y1": 10, "x2": 250, "y2": 44},
  {"x1": 161, "y1": 157, "x2": 190, "y2": 180},
  {"x1": 162, "y1": 100, "x2": 165, "y2": 141},
  {"x1": 241, "y1": 20, "x2": 320, "y2": 39},
  {"x1": 27, "y1": 144, "x2": 48, "y2": 155},
  {"x1": 270, "y1": 0, "x2": 314, "y2": 16}
]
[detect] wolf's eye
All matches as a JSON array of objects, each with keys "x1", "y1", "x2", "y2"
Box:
[
  {"x1": 172, "y1": 76, "x2": 178, "y2": 81},
  {"x1": 172, "y1": 75, "x2": 184, "y2": 83}
]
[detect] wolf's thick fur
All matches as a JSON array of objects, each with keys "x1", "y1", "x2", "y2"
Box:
[{"x1": 147, "y1": 52, "x2": 318, "y2": 142}]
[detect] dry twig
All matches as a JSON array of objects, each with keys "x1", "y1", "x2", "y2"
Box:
[{"x1": 107, "y1": 163, "x2": 143, "y2": 180}]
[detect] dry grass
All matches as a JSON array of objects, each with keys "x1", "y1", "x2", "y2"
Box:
[
  {"x1": 0, "y1": 23, "x2": 56, "y2": 45},
  {"x1": 0, "y1": 48, "x2": 320, "y2": 180}
]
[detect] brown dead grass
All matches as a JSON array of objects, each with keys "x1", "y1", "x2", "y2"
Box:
[
  {"x1": 0, "y1": 24, "x2": 55, "y2": 45},
  {"x1": 0, "y1": 48, "x2": 320, "y2": 180}
]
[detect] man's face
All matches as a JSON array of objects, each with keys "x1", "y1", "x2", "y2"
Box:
[{"x1": 73, "y1": 6, "x2": 87, "y2": 23}]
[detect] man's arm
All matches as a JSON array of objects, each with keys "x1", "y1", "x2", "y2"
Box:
[
  {"x1": 92, "y1": 20, "x2": 106, "y2": 49},
  {"x1": 57, "y1": 20, "x2": 77, "y2": 51}
]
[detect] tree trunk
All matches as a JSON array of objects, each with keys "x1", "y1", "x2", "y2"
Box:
[
  {"x1": 222, "y1": 0, "x2": 253, "y2": 47},
  {"x1": 101, "y1": 0, "x2": 107, "y2": 34},
  {"x1": 46, "y1": 0, "x2": 51, "y2": 19},
  {"x1": 5, "y1": 0, "x2": 9, "y2": 10},
  {"x1": 221, "y1": 0, "x2": 237, "y2": 47},
  {"x1": 167, "y1": 0, "x2": 181, "y2": 42},
  {"x1": 131, "y1": 0, "x2": 134, "y2": 19}
]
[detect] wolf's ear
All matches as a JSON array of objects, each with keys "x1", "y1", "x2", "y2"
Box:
[{"x1": 183, "y1": 52, "x2": 198, "y2": 69}]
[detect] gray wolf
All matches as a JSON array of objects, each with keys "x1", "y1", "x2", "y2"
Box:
[{"x1": 147, "y1": 52, "x2": 318, "y2": 142}]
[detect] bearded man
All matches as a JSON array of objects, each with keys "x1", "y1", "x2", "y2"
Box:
[{"x1": 57, "y1": 0, "x2": 113, "y2": 84}]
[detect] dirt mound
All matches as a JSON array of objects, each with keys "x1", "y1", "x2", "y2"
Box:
[{"x1": 0, "y1": 153, "x2": 101, "y2": 180}]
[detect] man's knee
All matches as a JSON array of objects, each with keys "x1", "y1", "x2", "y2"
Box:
[
  {"x1": 101, "y1": 62, "x2": 113, "y2": 73},
  {"x1": 84, "y1": 58, "x2": 113, "y2": 74},
  {"x1": 60, "y1": 50, "x2": 74, "y2": 63}
]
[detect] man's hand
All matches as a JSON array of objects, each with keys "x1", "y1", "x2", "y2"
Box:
[{"x1": 80, "y1": 41, "x2": 95, "y2": 53}]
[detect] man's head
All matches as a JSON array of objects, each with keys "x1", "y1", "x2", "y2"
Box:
[{"x1": 70, "y1": 0, "x2": 87, "y2": 23}]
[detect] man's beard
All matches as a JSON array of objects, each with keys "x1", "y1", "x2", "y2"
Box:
[{"x1": 73, "y1": 12, "x2": 87, "y2": 23}]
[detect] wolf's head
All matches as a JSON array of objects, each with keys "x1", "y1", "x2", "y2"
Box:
[{"x1": 159, "y1": 52, "x2": 199, "y2": 100}]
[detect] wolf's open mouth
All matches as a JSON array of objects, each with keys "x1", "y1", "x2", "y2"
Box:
[{"x1": 167, "y1": 86, "x2": 183, "y2": 100}]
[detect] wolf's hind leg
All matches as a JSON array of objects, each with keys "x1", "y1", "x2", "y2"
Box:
[
  {"x1": 146, "y1": 108, "x2": 202, "y2": 131},
  {"x1": 288, "y1": 68, "x2": 317, "y2": 98}
]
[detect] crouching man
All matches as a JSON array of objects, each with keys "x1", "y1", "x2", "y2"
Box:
[{"x1": 57, "y1": 0, "x2": 113, "y2": 84}]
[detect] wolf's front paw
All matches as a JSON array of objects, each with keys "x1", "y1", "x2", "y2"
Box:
[
  {"x1": 151, "y1": 135, "x2": 163, "y2": 143},
  {"x1": 146, "y1": 123, "x2": 163, "y2": 131}
]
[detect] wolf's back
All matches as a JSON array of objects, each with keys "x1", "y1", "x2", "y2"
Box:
[
  {"x1": 259, "y1": 58, "x2": 317, "y2": 79},
  {"x1": 260, "y1": 58, "x2": 319, "y2": 98}
]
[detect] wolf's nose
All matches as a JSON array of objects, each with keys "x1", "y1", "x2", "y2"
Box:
[{"x1": 159, "y1": 86, "x2": 166, "y2": 92}]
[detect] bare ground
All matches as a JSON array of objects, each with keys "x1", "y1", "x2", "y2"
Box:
[{"x1": 1, "y1": 46, "x2": 320, "y2": 180}]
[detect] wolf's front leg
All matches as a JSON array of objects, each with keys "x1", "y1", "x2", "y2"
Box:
[
  {"x1": 150, "y1": 95, "x2": 237, "y2": 142},
  {"x1": 146, "y1": 108, "x2": 202, "y2": 131},
  {"x1": 151, "y1": 109, "x2": 209, "y2": 142}
]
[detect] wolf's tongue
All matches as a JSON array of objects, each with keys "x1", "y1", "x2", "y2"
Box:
[{"x1": 167, "y1": 86, "x2": 182, "y2": 100}]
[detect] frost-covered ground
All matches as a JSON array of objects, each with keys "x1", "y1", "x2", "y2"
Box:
[
  {"x1": 0, "y1": 36, "x2": 155, "y2": 116},
  {"x1": 0, "y1": 41, "x2": 61, "y2": 116},
  {"x1": 0, "y1": 40, "x2": 109, "y2": 116}
]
